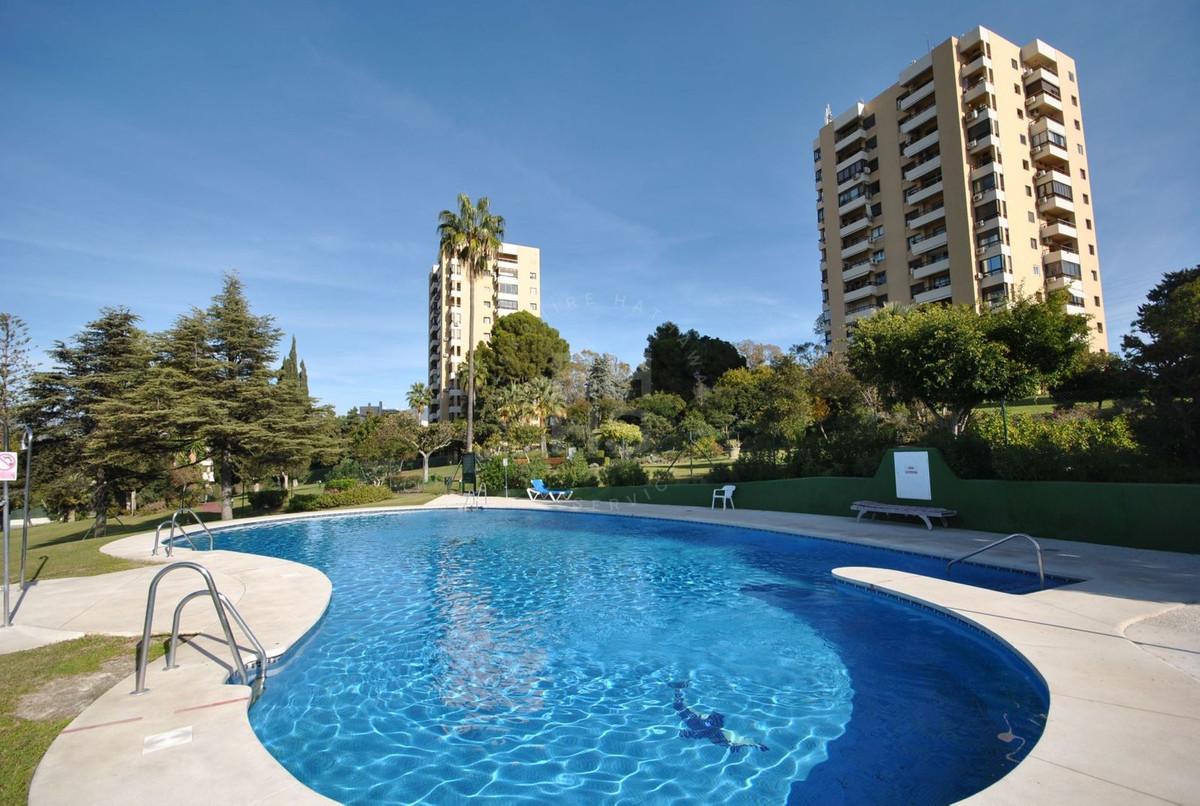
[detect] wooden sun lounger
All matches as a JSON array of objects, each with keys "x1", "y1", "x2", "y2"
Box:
[{"x1": 851, "y1": 500, "x2": 957, "y2": 530}]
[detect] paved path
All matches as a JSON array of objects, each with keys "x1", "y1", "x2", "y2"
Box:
[{"x1": 7, "y1": 498, "x2": 1199, "y2": 805}]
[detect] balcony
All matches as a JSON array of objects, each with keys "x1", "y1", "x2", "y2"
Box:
[
  {"x1": 1038, "y1": 193, "x2": 1075, "y2": 215},
  {"x1": 967, "y1": 133, "x2": 998, "y2": 154},
  {"x1": 898, "y1": 79, "x2": 936, "y2": 111},
  {"x1": 962, "y1": 80, "x2": 993, "y2": 105},
  {"x1": 1023, "y1": 66, "x2": 1060, "y2": 88},
  {"x1": 843, "y1": 284, "x2": 879, "y2": 304},
  {"x1": 910, "y1": 230, "x2": 948, "y2": 256},
  {"x1": 904, "y1": 154, "x2": 941, "y2": 182},
  {"x1": 842, "y1": 239, "x2": 871, "y2": 259},
  {"x1": 1044, "y1": 248, "x2": 1081, "y2": 266},
  {"x1": 907, "y1": 205, "x2": 946, "y2": 230},
  {"x1": 971, "y1": 187, "x2": 1004, "y2": 206},
  {"x1": 839, "y1": 216, "x2": 870, "y2": 238},
  {"x1": 834, "y1": 126, "x2": 866, "y2": 152},
  {"x1": 1021, "y1": 39, "x2": 1059, "y2": 71},
  {"x1": 900, "y1": 103, "x2": 938, "y2": 134},
  {"x1": 975, "y1": 215, "x2": 1007, "y2": 231},
  {"x1": 970, "y1": 160, "x2": 1002, "y2": 181},
  {"x1": 975, "y1": 243, "x2": 1009, "y2": 264},
  {"x1": 836, "y1": 149, "x2": 869, "y2": 172},
  {"x1": 1041, "y1": 219, "x2": 1078, "y2": 241},
  {"x1": 902, "y1": 129, "x2": 940, "y2": 159},
  {"x1": 1046, "y1": 274, "x2": 1084, "y2": 293},
  {"x1": 842, "y1": 261, "x2": 871, "y2": 282},
  {"x1": 979, "y1": 269, "x2": 1013, "y2": 288},
  {"x1": 899, "y1": 52, "x2": 933, "y2": 85},
  {"x1": 1035, "y1": 167, "x2": 1072, "y2": 188},
  {"x1": 837, "y1": 169, "x2": 869, "y2": 193},
  {"x1": 960, "y1": 54, "x2": 990, "y2": 79},
  {"x1": 845, "y1": 304, "x2": 883, "y2": 323},
  {"x1": 906, "y1": 179, "x2": 944, "y2": 205},
  {"x1": 914, "y1": 283, "x2": 954, "y2": 304},
  {"x1": 964, "y1": 105, "x2": 997, "y2": 127},
  {"x1": 1026, "y1": 91, "x2": 1063, "y2": 116},
  {"x1": 911, "y1": 255, "x2": 951, "y2": 280},
  {"x1": 1032, "y1": 139, "x2": 1070, "y2": 167},
  {"x1": 838, "y1": 194, "x2": 869, "y2": 216}
]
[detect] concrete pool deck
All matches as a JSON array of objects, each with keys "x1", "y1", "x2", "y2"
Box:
[{"x1": 8, "y1": 498, "x2": 1199, "y2": 805}]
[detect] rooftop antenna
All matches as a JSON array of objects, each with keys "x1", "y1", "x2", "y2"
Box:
[{"x1": 823, "y1": 104, "x2": 833, "y2": 125}]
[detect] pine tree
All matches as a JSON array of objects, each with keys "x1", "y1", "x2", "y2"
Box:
[{"x1": 0, "y1": 313, "x2": 33, "y2": 446}]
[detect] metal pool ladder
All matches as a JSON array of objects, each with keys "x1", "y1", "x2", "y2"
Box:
[
  {"x1": 462, "y1": 484, "x2": 487, "y2": 511},
  {"x1": 132, "y1": 561, "x2": 267, "y2": 699},
  {"x1": 153, "y1": 507, "x2": 215, "y2": 556},
  {"x1": 947, "y1": 533, "x2": 1045, "y2": 589}
]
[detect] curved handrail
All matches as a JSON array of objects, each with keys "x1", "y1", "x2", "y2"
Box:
[
  {"x1": 166, "y1": 589, "x2": 267, "y2": 690},
  {"x1": 132, "y1": 562, "x2": 248, "y2": 694},
  {"x1": 172, "y1": 508, "x2": 214, "y2": 551},
  {"x1": 947, "y1": 532, "x2": 1045, "y2": 588}
]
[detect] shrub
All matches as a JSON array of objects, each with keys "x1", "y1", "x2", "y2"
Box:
[
  {"x1": 601, "y1": 459, "x2": 648, "y2": 487},
  {"x1": 708, "y1": 456, "x2": 789, "y2": 483},
  {"x1": 546, "y1": 453, "x2": 598, "y2": 489},
  {"x1": 324, "y1": 479, "x2": 357, "y2": 492},
  {"x1": 247, "y1": 489, "x2": 287, "y2": 510},
  {"x1": 286, "y1": 494, "x2": 322, "y2": 513},
  {"x1": 477, "y1": 455, "x2": 550, "y2": 495},
  {"x1": 971, "y1": 410, "x2": 1142, "y2": 481},
  {"x1": 652, "y1": 468, "x2": 675, "y2": 484}
]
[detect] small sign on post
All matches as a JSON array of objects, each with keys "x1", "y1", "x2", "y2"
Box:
[{"x1": 0, "y1": 452, "x2": 17, "y2": 482}]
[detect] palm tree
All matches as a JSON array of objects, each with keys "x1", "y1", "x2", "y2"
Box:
[
  {"x1": 406, "y1": 381, "x2": 431, "y2": 417},
  {"x1": 437, "y1": 194, "x2": 505, "y2": 451},
  {"x1": 526, "y1": 376, "x2": 565, "y2": 455}
]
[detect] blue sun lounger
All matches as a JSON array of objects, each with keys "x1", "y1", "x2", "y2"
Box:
[{"x1": 528, "y1": 478, "x2": 574, "y2": 501}]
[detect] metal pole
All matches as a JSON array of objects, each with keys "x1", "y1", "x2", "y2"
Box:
[
  {"x1": 19, "y1": 426, "x2": 32, "y2": 590},
  {"x1": 2, "y1": 423, "x2": 10, "y2": 627},
  {"x1": 1001, "y1": 398, "x2": 1009, "y2": 446}
]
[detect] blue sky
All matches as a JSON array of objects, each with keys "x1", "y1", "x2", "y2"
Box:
[{"x1": 2, "y1": 1, "x2": 1197, "y2": 413}]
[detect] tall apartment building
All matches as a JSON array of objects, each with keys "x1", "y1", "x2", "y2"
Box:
[
  {"x1": 813, "y1": 26, "x2": 1107, "y2": 352},
  {"x1": 427, "y1": 243, "x2": 541, "y2": 422}
]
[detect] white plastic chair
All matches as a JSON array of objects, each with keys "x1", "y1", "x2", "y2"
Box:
[{"x1": 711, "y1": 484, "x2": 736, "y2": 510}]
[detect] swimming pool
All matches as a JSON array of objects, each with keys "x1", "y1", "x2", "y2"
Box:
[{"x1": 209, "y1": 510, "x2": 1050, "y2": 804}]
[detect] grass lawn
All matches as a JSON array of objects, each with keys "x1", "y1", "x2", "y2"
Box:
[
  {"x1": 0, "y1": 635, "x2": 166, "y2": 805},
  {"x1": 5, "y1": 482, "x2": 444, "y2": 585},
  {"x1": 643, "y1": 457, "x2": 731, "y2": 481}
]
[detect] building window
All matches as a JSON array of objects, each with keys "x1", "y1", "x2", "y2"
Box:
[
  {"x1": 1014, "y1": 83, "x2": 1021, "y2": 94},
  {"x1": 484, "y1": 300, "x2": 491, "y2": 308},
  {"x1": 1086, "y1": 219, "x2": 1092, "y2": 230},
  {"x1": 865, "y1": 136, "x2": 877, "y2": 150},
  {"x1": 978, "y1": 254, "x2": 1006, "y2": 274},
  {"x1": 1082, "y1": 192, "x2": 1090, "y2": 204},
  {"x1": 1088, "y1": 245, "x2": 1095, "y2": 255},
  {"x1": 530, "y1": 302, "x2": 538, "y2": 311},
  {"x1": 1016, "y1": 109, "x2": 1024, "y2": 119},
  {"x1": 1094, "y1": 296, "x2": 1100, "y2": 306},
  {"x1": 1026, "y1": 185, "x2": 1032, "y2": 196},
  {"x1": 863, "y1": 114, "x2": 876, "y2": 129},
  {"x1": 1097, "y1": 322, "x2": 1103, "y2": 333},
  {"x1": 1030, "y1": 238, "x2": 1037, "y2": 248},
  {"x1": 814, "y1": 147, "x2": 821, "y2": 162},
  {"x1": 529, "y1": 272, "x2": 537, "y2": 279},
  {"x1": 483, "y1": 317, "x2": 491, "y2": 324},
  {"x1": 497, "y1": 299, "x2": 518, "y2": 310},
  {"x1": 1019, "y1": 133, "x2": 1027, "y2": 144},
  {"x1": 1091, "y1": 270, "x2": 1098, "y2": 281},
  {"x1": 1033, "y1": 265, "x2": 1040, "y2": 275},
  {"x1": 530, "y1": 286, "x2": 538, "y2": 295},
  {"x1": 1077, "y1": 143, "x2": 1084, "y2": 154},
  {"x1": 498, "y1": 282, "x2": 519, "y2": 295},
  {"x1": 1080, "y1": 168, "x2": 1087, "y2": 179},
  {"x1": 1022, "y1": 159, "x2": 1029, "y2": 170},
  {"x1": 1074, "y1": 119, "x2": 1081, "y2": 130},
  {"x1": 1071, "y1": 95, "x2": 1078, "y2": 106},
  {"x1": 1068, "y1": 70, "x2": 1075, "y2": 81},
  {"x1": 815, "y1": 168, "x2": 822, "y2": 181}
]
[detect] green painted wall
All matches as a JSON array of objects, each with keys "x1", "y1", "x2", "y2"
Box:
[{"x1": 569, "y1": 449, "x2": 1200, "y2": 553}]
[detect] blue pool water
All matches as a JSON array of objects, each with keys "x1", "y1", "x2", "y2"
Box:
[{"x1": 208, "y1": 510, "x2": 1051, "y2": 804}]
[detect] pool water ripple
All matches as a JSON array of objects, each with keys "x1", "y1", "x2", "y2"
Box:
[{"x1": 208, "y1": 510, "x2": 1048, "y2": 804}]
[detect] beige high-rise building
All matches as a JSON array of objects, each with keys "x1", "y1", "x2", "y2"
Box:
[
  {"x1": 427, "y1": 243, "x2": 541, "y2": 422},
  {"x1": 813, "y1": 26, "x2": 1107, "y2": 352}
]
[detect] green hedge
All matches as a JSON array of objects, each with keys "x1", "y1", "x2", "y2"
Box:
[
  {"x1": 569, "y1": 449, "x2": 1200, "y2": 554},
  {"x1": 286, "y1": 484, "x2": 394, "y2": 513}
]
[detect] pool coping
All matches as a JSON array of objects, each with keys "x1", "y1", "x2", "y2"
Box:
[{"x1": 24, "y1": 497, "x2": 1200, "y2": 805}]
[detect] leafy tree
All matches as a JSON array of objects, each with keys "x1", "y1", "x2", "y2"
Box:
[
  {"x1": 438, "y1": 194, "x2": 505, "y2": 450},
  {"x1": 398, "y1": 417, "x2": 462, "y2": 482},
  {"x1": 595, "y1": 420, "x2": 643, "y2": 459},
  {"x1": 25, "y1": 308, "x2": 164, "y2": 534},
  {"x1": 1122, "y1": 265, "x2": 1200, "y2": 465},
  {"x1": 735, "y1": 340, "x2": 784, "y2": 369},
  {"x1": 1050, "y1": 352, "x2": 1137, "y2": 410},
  {"x1": 644, "y1": 322, "x2": 745, "y2": 401},
  {"x1": 476, "y1": 311, "x2": 569, "y2": 388},
  {"x1": 633, "y1": 391, "x2": 687, "y2": 421},
  {"x1": 0, "y1": 313, "x2": 32, "y2": 445},
  {"x1": 849, "y1": 295, "x2": 1087, "y2": 435},
  {"x1": 351, "y1": 412, "x2": 417, "y2": 485}
]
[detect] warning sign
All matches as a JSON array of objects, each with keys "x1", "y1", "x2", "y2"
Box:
[{"x1": 0, "y1": 452, "x2": 17, "y2": 482}]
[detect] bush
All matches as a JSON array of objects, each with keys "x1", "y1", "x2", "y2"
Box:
[
  {"x1": 477, "y1": 455, "x2": 550, "y2": 495},
  {"x1": 284, "y1": 484, "x2": 393, "y2": 513},
  {"x1": 708, "y1": 455, "x2": 789, "y2": 483},
  {"x1": 652, "y1": 468, "x2": 675, "y2": 484},
  {"x1": 546, "y1": 453, "x2": 598, "y2": 489},
  {"x1": 601, "y1": 459, "x2": 648, "y2": 487},
  {"x1": 971, "y1": 410, "x2": 1142, "y2": 481},
  {"x1": 324, "y1": 479, "x2": 357, "y2": 492},
  {"x1": 247, "y1": 489, "x2": 287, "y2": 510}
]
